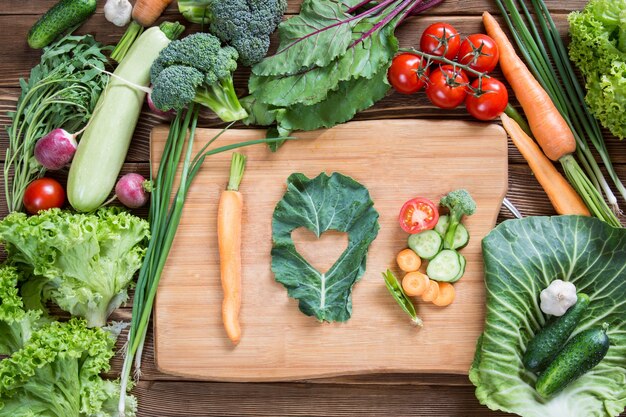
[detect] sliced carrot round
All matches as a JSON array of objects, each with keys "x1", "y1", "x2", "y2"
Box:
[
  {"x1": 397, "y1": 248, "x2": 422, "y2": 272},
  {"x1": 421, "y1": 279, "x2": 440, "y2": 302},
  {"x1": 432, "y1": 282, "x2": 456, "y2": 307},
  {"x1": 402, "y1": 271, "x2": 430, "y2": 297}
]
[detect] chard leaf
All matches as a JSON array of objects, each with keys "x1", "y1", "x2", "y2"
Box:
[
  {"x1": 276, "y1": 64, "x2": 390, "y2": 131},
  {"x1": 249, "y1": 23, "x2": 398, "y2": 107},
  {"x1": 471, "y1": 216, "x2": 626, "y2": 417},
  {"x1": 271, "y1": 172, "x2": 380, "y2": 322},
  {"x1": 252, "y1": 0, "x2": 355, "y2": 77}
]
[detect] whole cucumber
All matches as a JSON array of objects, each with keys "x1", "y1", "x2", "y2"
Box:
[
  {"x1": 535, "y1": 324, "x2": 609, "y2": 398},
  {"x1": 28, "y1": 0, "x2": 97, "y2": 49},
  {"x1": 523, "y1": 293, "x2": 590, "y2": 373}
]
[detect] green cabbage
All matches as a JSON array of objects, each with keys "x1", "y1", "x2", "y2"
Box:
[
  {"x1": 0, "y1": 266, "x2": 137, "y2": 417},
  {"x1": 569, "y1": 0, "x2": 626, "y2": 139},
  {"x1": 471, "y1": 216, "x2": 626, "y2": 417},
  {"x1": 0, "y1": 208, "x2": 149, "y2": 327}
]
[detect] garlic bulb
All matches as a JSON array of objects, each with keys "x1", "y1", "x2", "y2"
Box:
[
  {"x1": 104, "y1": 0, "x2": 132, "y2": 27},
  {"x1": 540, "y1": 280, "x2": 577, "y2": 316}
]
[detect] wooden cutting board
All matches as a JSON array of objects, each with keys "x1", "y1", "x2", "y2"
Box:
[{"x1": 151, "y1": 120, "x2": 508, "y2": 381}]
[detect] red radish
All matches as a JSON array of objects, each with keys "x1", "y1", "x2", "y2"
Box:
[
  {"x1": 115, "y1": 173, "x2": 151, "y2": 208},
  {"x1": 34, "y1": 128, "x2": 78, "y2": 170}
]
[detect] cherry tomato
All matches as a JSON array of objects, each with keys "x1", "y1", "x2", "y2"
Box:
[
  {"x1": 458, "y1": 34, "x2": 499, "y2": 74},
  {"x1": 465, "y1": 77, "x2": 509, "y2": 121},
  {"x1": 420, "y1": 22, "x2": 461, "y2": 60},
  {"x1": 399, "y1": 197, "x2": 439, "y2": 234},
  {"x1": 425, "y1": 65, "x2": 469, "y2": 109},
  {"x1": 23, "y1": 178, "x2": 65, "y2": 214},
  {"x1": 388, "y1": 53, "x2": 430, "y2": 95}
]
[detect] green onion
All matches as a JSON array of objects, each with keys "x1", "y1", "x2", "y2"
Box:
[
  {"x1": 117, "y1": 103, "x2": 292, "y2": 415},
  {"x1": 496, "y1": 0, "x2": 623, "y2": 226}
]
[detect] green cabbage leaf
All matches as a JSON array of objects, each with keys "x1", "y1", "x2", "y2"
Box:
[
  {"x1": 569, "y1": 0, "x2": 626, "y2": 139},
  {"x1": 471, "y1": 216, "x2": 626, "y2": 417},
  {"x1": 271, "y1": 172, "x2": 379, "y2": 322},
  {"x1": 0, "y1": 208, "x2": 149, "y2": 327}
]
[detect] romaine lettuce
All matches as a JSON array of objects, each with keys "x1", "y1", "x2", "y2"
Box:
[
  {"x1": 0, "y1": 208, "x2": 149, "y2": 327},
  {"x1": 471, "y1": 216, "x2": 626, "y2": 417}
]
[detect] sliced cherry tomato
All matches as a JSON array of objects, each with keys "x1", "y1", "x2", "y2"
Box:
[
  {"x1": 458, "y1": 34, "x2": 499, "y2": 75},
  {"x1": 425, "y1": 65, "x2": 469, "y2": 109},
  {"x1": 465, "y1": 77, "x2": 509, "y2": 121},
  {"x1": 420, "y1": 22, "x2": 461, "y2": 60},
  {"x1": 388, "y1": 53, "x2": 430, "y2": 95},
  {"x1": 399, "y1": 197, "x2": 439, "y2": 234},
  {"x1": 23, "y1": 177, "x2": 65, "y2": 215}
]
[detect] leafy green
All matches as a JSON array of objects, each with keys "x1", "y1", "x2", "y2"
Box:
[
  {"x1": 569, "y1": 0, "x2": 626, "y2": 139},
  {"x1": 4, "y1": 34, "x2": 110, "y2": 212},
  {"x1": 0, "y1": 266, "x2": 136, "y2": 417},
  {"x1": 271, "y1": 172, "x2": 380, "y2": 322},
  {"x1": 0, "y1": 208, "x2": 149, "y2": 328},
  {"x1": 471, "y1": 216, "x2": 626, "y2": 417}
]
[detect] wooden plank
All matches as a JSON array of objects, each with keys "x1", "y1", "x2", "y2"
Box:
[
  {"x1": 133, "y1": 379, "x2": 518, "y2": 417},
  {"x1": 0, "y1": 0, "x2": 591, "y2": 16},
  {"x1": 151, "y1": 120, "x2": 508, "y2": 381},
  {"x1": 0, "y1": 13, "x2": 575, "y2": 88}
]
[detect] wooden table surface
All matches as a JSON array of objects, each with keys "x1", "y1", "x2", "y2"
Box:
[{"x1": 1, "y1": 1, "x2": 624, "y2": 416}]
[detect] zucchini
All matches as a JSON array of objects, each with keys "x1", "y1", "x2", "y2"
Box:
[
  {"x1": 523, "y1": 293, "x2": 590, "y2": 373},
  {"x1": 535, "y1": 324, "x2": 609, "y2": 398},
  {"x1": 426, "y1": 249, "x2": 462, "y2": 282},
  {"x1": 408, "y1": 230, "x2": 443, "y2": 260},
  {"x1": 27, "y1": 0, "x2": 97, "y2": 49},
  {"x1": 68, "y1": 23, "x2": 184, "y2": 212}
]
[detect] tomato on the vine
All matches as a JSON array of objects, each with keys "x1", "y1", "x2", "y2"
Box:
[
  {"x1": 419, "y1": 22, "x2": 461, "y2": 60},
  {"x1": 425, "y1": 65, "x2": 469, "y2": 109},
  {"x1": 23, "y1": 178, "x2": 65, "y2": 215},
  {"x1": 458, "y1": 34, "x2": 499, "y2": 74},
  {"x1": 388, "y1": 53, "x2": 430, "y2": 94},
  {"x1": 399, "y1": 197, "x2": 439, "y2": 234},
  {"x1": 465, "y1": 77, "x2": 509, "y2": 121}
]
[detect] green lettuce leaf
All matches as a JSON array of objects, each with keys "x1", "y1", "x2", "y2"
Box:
[
  {"x1": 569, "y1": 0, "x2": 626, "y2": 139},
  {"x1": 0, "y1": 208, "x2": 149, "y2": 327},
  {"x1": 271, "y1": 172, "x2": 380, "y2": 322},
  {"x1": 471, "y1": 216, "x2": 626, "y2": 417},
  {"x1": 0, "y1": 267, "x2": 136, "y2": 417}
]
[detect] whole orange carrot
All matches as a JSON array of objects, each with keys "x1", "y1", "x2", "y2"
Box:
[
  {"x1": 501, "y1": 114, "x2": 590, "y2": 216},
  {"x1": 218, "y1": 153, "x2": 247, "y2": 344},
  {"x1": 483, "y1": 11, "x2": 575, "y2": 162}
]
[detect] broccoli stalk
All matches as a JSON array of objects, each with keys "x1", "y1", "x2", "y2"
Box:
[
  {"x1": 150, "y1": 33, "x2": 249, "y2": 122},
  {"x1": 440, "y1": 189, "x2": 476, "y2": 249}
]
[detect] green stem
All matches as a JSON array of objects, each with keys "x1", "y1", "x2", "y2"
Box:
[
  {"x1": 110, "y1": 21, "x2": 144, "y2": 63},
  {"x1": 503, "y1": 104, "x2": 531, "y2": 137},
  {"x1": 227, "y1": 153, "x2": 247, "y2": 191}
]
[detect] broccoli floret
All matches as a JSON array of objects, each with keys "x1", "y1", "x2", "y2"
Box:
[
  {"x1": 150, "y1": 33, "x2": 248, "y2": 122},
  {"x1": 178, "y1": 0, "x2": 287, "y2": 66},
  {"x1": 440, "y1": 189, "x2": 476, "y2": 249}
]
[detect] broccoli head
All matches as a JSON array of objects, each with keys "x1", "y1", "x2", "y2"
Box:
[
  {"x1": 439, "y1": 189, "x2": 476, "y2": 249},
  {"x1": 150, "y1": 33, "x2": 248, "y2": 122},
  {"x1": 177, "y1": 0, "x2": 287, "y2": 66}
]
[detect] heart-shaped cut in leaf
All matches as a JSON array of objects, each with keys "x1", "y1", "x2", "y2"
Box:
[
  {"x1": 271, "y1": 172, "x2": 380, "y2": 322},
  {"x1": 291, "y1": 228, "x2": 349, "y2": 274}
]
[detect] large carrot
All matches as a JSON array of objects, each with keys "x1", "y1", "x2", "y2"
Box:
[
  {"x1": 111, "y1": 0, "x2": 175, "y2": 62},
  {"x1": 501, "y1": 114, "x2": 590, "y2": 216},
  {"x1": 483, "y1": 12, "x2": 575, "y2": 162},
  {"x1": 218, "y1": 153, "x2": 247, "y2": 345}
]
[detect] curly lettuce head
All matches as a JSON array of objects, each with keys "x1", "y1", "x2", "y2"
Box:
[
  {"x1": 0, "y1": 208, "x2": 149, "y2": 327},
  {"x1": 568, "y1": 0, "x2": 626, "y2": 139}
]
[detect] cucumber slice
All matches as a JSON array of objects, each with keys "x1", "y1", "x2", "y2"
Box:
[
  {"x1": 449, "y1": 253, "x2": 466, "y2": 283},
  {"x1": 427, "y1": 250, "x2": 462, "y2": 282},
  {"x1": 408, "y1": 230, "x2": 443, "y2": 260},
  {"x1": 434, "y1": 215, "x2": 449, "y2": 236},
  {"x1": 443, "y1": 223, "x2": 470, "y2": 250}
]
